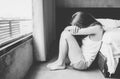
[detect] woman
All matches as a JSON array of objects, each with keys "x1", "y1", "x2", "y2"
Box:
[{"x1": 47, "y1": 11, "x2": 104, "y2": 70}]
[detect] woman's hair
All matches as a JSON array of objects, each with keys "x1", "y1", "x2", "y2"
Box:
[
  {"x1": 70, "y1": 11, "x2": 102, "y2": 47},
  {"x1": 71, "y1": 11, "x2": 100, "y2": 28}
]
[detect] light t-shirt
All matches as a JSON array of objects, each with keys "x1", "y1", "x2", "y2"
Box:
[{"x1": 82, "y1": 36, "x2": 102, "y2": 66}]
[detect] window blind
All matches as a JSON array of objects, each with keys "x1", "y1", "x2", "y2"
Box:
[
  {"x1": 0, "y1": 20, "x2": 32, "y2": 44},
  {"x1": 0, "y1": 20, "x2": 20, "y2": 42}
]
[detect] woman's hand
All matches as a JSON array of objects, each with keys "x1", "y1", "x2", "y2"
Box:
[{"x1": 64, "y1": 26, "x2": 80, "y2": 35}]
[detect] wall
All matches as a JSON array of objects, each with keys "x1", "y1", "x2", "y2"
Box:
[
  {"x1": 43, "y1": 0, "x2": 56, "y2": 59},
  {"x1": 32, "y1": 0, "x2": 46, "y2": 61},
  {"x1": 55, "y1": 0, "x2": 120, "y2": 45},
  {"x1": 56, "y1": 0, "x2": 120, "y2": 8},
  {"x1": 33, "y1": 0, "x2": 56, "y2": 61},
  {"x1": 0, "y1": 38, "x2": 33, "y2": 79}
]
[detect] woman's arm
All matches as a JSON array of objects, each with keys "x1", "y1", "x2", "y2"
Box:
[
  {"x1": 65, "y1": 25, "x2": 102, "y2": 35},
  {"x1": 76, "y1": 25, "x2": 102, "y2": 35}
]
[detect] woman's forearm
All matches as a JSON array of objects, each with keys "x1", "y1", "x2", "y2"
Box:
[
  {"x1": 64, "y1": 25, "x2": 101, "y2": 35},
  {"x1": 75, "y1": 25, "x2": 101, "y2": 35}
]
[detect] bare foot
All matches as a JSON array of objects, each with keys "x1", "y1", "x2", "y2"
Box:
[{"x1": 47, "y1": 61, "x2": 66, "y2": 70}]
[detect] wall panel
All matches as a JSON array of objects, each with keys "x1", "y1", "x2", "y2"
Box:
[
  {"x1": 0, "y1": 38, "x2": 33, "y2": 79},
  {"x1": 56, "y1": 0, "x2": 120, "y2": 8}
]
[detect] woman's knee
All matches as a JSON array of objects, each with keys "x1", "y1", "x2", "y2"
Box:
[{"x1": 60, "y1": 30, "x2": 72, "y2": 39}]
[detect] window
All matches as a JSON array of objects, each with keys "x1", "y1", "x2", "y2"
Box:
[
  {"x1": 0, "y1": 20, "x2": 32, "y2": 44},
  {"x1": 0, "y1": 0, "x2": 32, "y2": 45}
]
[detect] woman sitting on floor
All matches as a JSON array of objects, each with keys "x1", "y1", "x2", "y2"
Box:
[{"x1": 47, "y1": 11, "x2": 104, "y2": 70}]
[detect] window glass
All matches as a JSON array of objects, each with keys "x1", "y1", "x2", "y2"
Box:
[{"x1": 0, "y1": 0, "x2": 32, "y2": 44}]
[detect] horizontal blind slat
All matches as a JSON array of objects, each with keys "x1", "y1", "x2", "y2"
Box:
[
  {"x1": 11, "y1": 24, "x2": 19, "y2": 26},
  {"x1": 0, "y1": 34, "x2": 10, "y2": 39},
  {"x1": 0, "y1": 27, "x2": 10, "y2": 30},
  {"x1": 0, "y1": 29, "x2": 9, "y2": 32},
  {"x1": 0, "y1": 20, "x2": 32, "y2": 43},
  {"x1": 0, "y1": 32, "x2": 10, "y2": 35},
  {"x1": 0, "y1": 21, "x2": 10, "y2": 41},
  {"x1": 0, "y1": 22, "x2": 9, "y2": 24},
  {"x1": 12, "y1": 28, "x2": 19, "y2": 30},
  {"x1": 0, "y1": 24, "x2": 9, "y2": 27}
]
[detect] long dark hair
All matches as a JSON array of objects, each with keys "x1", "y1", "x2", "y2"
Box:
[
  {"x1": 71, "y1": 11, "x2": 98, "y2": 28},
  {"x1": 70, "y1": 11, "x2": 102, "y2": 46}
]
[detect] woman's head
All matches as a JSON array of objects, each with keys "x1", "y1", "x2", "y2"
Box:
[{"x1": 71, "y1": 11, "x2": 97, "y2": 28}]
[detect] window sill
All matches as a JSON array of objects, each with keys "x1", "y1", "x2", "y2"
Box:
[
  {"x1": 0, "y1": 33, "x2": 32, "y2": 57},
  {"x1": 0, "y1": 33, "x2": 32, "y2": 48}
]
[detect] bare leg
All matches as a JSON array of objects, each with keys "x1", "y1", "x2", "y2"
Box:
[
  {"x1": 47, "y1": 30, "x2": 85, "y2": 70},
  {"x1": 47, "y1": 30, "x2": 69, "y2": 70}
]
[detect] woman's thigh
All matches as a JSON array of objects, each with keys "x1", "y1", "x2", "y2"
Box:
[{"x1": 62, "y1": 31, "x2": 85, "y2": 65}]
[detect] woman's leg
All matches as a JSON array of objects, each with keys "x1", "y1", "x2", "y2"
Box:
[
  {"x1": 47, "y1": 30, "x2": 69, "y2": 70},
  {"x1": 47, "y1": 30, "x2": 85, "y2": 70},
  {"x1": 63, "y1": 31, "x2": 86, "y2": 70}
]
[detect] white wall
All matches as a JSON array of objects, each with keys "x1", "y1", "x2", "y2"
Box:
[
  {"x1": 32, "y1": 0, "x2": 46, "y2": 61},
  {"x1": 32, "y1": 0, "x2": 55, "y2": 61}
]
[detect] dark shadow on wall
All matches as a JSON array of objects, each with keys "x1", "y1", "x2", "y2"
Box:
[
  {"x1": 47, "y1": 7, "x2": 120, "y2": 62},
  {"x1": 56, "y1": 8, "x2": 120, "y2": 40},
  {"x1": 46, "y1": 39, "x2": 59, "y2": 61},
  {"x1": 52, "y1": 8, "x2": 120, "y2": 61}
]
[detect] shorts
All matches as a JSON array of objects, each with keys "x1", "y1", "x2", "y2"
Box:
[{"x1": 70, "y1": 58, "x2": 94, "y2": 70}]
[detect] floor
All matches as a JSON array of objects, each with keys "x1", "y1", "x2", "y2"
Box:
[
  {"x1": 24, "y1": 57, "x2": 120, "y2": 79},
  {"x1": 24, "y1": 40, "x2": 119, "y2": 79}
]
